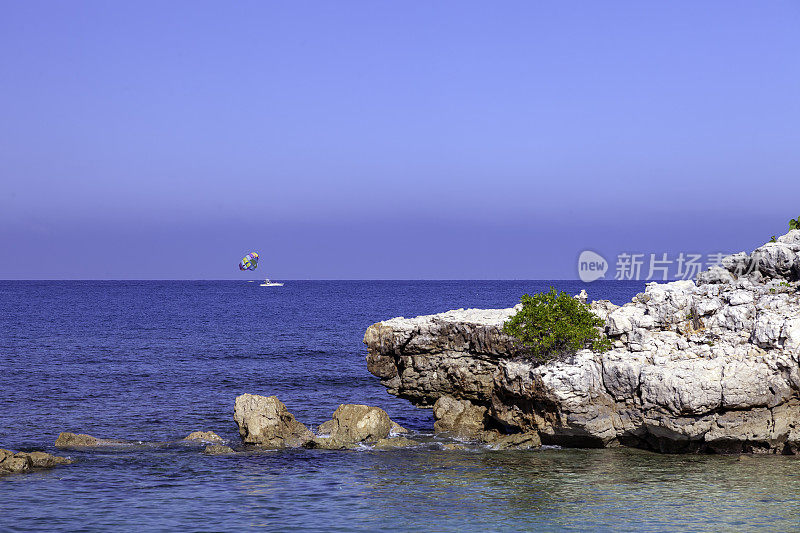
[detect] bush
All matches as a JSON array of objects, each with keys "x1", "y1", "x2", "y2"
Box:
[
  {"x1": 790, "y1": 216, "x2": 800, "y2": 231},
  {"x1": 503, "y1": 288, "x2": 612, "y2": 362}
]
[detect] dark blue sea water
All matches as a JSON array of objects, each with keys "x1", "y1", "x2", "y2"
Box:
[{"x1": 2, "y1": 281, "x2": 799, "y2": 531}]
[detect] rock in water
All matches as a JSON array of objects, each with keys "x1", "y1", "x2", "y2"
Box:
[
  {"x1": 233, "y1": 394, "x2": 313, "y2": 448},
  {"x1": 432, "y1": 395, "x2": 488, "y2": 437},
  {"x1": 54, "y1": 432, "x2": 124, "y2": 447},
  {"x1": 316, "y1": 419, "x2": 336, "y2": 436},
  {"x1": 25, "y1": 451, "x2": 72, "y2": 468},
  {"x1": 389, "y1": 421, "x2": 408, "y2": 435},
  {"x1": 1, "y1": 448, "x2": 71, "y2": 475},
  {"x1": 0, "y1": 451, "x2": 29, "y2": 474},
  {"x1": 184, "y1": 431, "x2": 224, "y2": 444},
  {"x1": 364, "y1": 231, "x2": 800, "y2": 454},
  {"x1": 311, "y1": 404, "x2": 392, "y2": 449},
  {"x1": 363, "y1": 308, "x2": 523, "y2": 407},
  {"x1": 203, "y1": 445, "x2": 235, "y2": 455},
  {"x1": 55, "y1": 432, "x2": 99, "y2": 447},
  {"x1": 432, "y1": 395, "x2": 541, "y2": 448},
  {"x1": 479, "y1": 431, "x2": 541, "y2": 450}
]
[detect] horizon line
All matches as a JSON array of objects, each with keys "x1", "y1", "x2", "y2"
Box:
[{"x1": 0, "y1": 278, "x2": 658, "y2": 282}]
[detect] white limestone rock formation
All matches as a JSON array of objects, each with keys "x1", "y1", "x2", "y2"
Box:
[{"x1": 364, "y1": 230, "x2": 800, "y2": 454}]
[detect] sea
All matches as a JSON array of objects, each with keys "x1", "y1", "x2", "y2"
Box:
[{"x1": 1, "y1": 280, "x2": 799, "y2": 532}]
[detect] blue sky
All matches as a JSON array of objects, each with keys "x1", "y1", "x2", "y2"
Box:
[{"x1": 1, "y1": 1, "x2": 798, "y2": 279}]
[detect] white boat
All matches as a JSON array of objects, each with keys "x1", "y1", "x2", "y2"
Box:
[{"x1": 260, "y1": 277, "x2": 284, "y2": 287}]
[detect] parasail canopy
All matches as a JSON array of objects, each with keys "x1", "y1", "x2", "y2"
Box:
[{"x1": 239, "y1": 252, "x2": 259, "y2": 271}]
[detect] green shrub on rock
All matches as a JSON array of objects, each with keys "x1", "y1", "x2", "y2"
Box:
[
  {"x1": 503, "y1": 288, "x2": 612, "y2": 362},
  {"x1": 790, "y1": 216, "x2": 800, "y2": 231}
]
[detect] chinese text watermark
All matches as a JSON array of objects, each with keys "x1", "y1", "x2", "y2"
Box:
[{"x1": 578, "y1": 251, "x2": 747, "y2": 282}]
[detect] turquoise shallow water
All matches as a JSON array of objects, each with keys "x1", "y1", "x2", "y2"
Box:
[
  {"x1": 3, "y1": 446, "x2": 799, "y2": 531},
  {"x1": 2, "y1": 281, "x2": 798, "y2": 531}
]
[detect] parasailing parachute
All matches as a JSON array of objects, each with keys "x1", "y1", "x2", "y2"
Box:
[{"x1": 239, "y1": 252, "x2": 259, "y2": 271}]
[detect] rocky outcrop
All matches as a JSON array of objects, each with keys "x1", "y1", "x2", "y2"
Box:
[
  {"x1": 364, "y1": 308, "x2": 523, "y2": 406},
  {"x1": 184, "y1": 431, "x2": 224, "y2": 444},
  {"x1": 233, "y1": 394, "x2": 313, "y2": 448},
  {"x1": 365, "y1": 231, "x2": 800, "y2": 454},
  {"x1": 1, "y1": 449, "x2": 71, "y2": 475}
]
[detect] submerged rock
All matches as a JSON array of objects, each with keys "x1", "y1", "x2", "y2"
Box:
[
  {"x1": 233, "y1": 394, "x2": 313, "y2": 448},
  {"x1": 184, "y1": 431, "x2": 224, "y2": 444},
  {"x1": 479, "y1": 431, "x2": 541, "y2": 450},
  {"x1": 1, "y1": 448, "x2": 71, "y2": 475},
  {"x1": 364, "y1": 231, "x2": 800, "y2": 454},
  {"x1": 203, "y1": 445, "x2": 235, "y2": 455},
  {"x1": 54, "y1": 432, "x2": 124, "y2": 448},
  {"x1": 55, "y1": 432, "x2": 99, "y2": 447}
]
